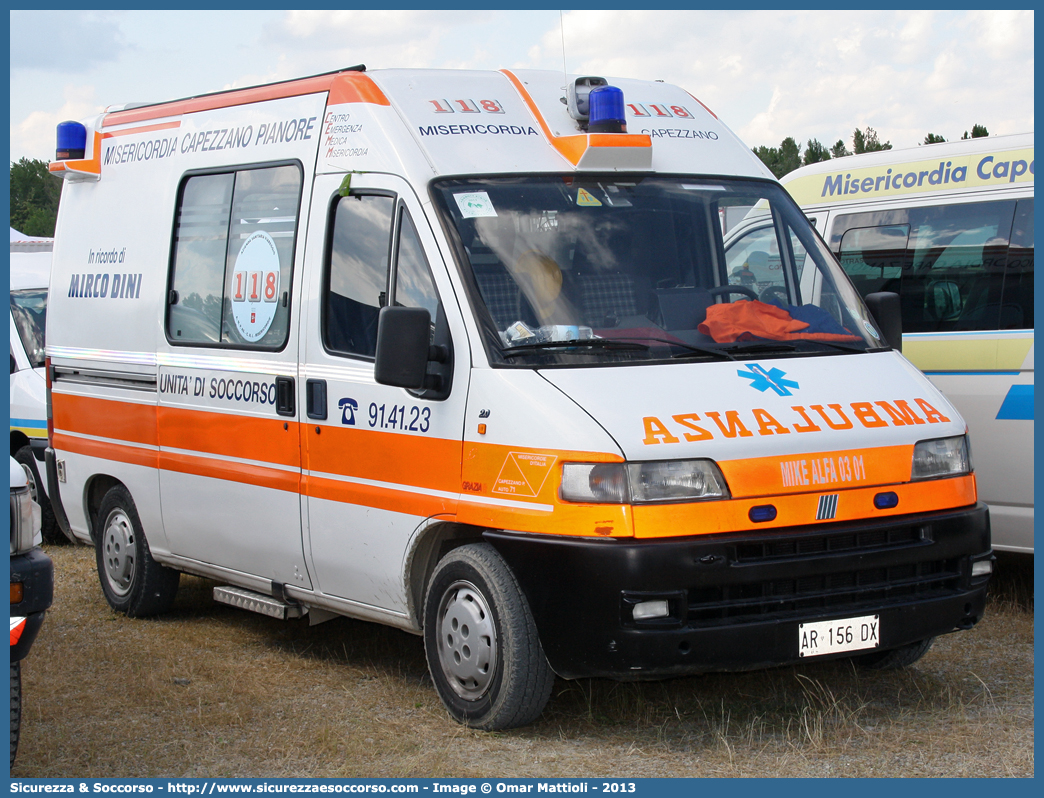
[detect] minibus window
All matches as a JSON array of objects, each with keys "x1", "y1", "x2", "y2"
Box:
[
  {"x1": 832, "y1": 200, "x2": 1018, "y2": 333},
  {"x1": 167, "y1": 164, "x2": 302, "y2": 349},
  {"x1": 1001, "y1": 198, "x2": 1034, "y2": 329},
  {"x1": 323, "y1": 194, "x2": 395, "y2": 358},
  {"x1": 838, "y1": 225, "x2": 910, "y2": 296}
]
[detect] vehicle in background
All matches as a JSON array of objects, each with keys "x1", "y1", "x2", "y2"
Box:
[
  {"x1": 10, "y1": 455, "x2": 54, "y2": 767},
  {"x1": 780, "y1": 134, "x2": 1034, "y2": 553},
  {"x1": 10, "y1": 231, "x2": 61, "y2": 542}
]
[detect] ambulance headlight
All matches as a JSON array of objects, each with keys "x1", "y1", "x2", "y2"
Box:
[
  {"x1": 626, "y1": 460, "x2": 730, "y2": 503},
  {"x1": 560, "y1": 460, "x2": 729, "y2": 504},
  {"x1": 911, "y1": 435, "x2": 972, "y2": 481},
  {"x1": 561, "y1": 463, "x2": 629, "y2": 503}
]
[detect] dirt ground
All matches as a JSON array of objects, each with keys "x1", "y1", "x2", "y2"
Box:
[{"x1": 12, "y1": 545, "x2": 1033, "y2": 778}]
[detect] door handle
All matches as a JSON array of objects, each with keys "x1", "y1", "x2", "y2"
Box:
[
  {"x1": 306, "y1": 378, "x2": 327, "y2": 420},
  {"x1": 275, "y1": 376, "x2": 296, "y2": 417}
]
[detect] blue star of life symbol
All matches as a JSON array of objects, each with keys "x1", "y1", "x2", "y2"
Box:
[{"x1": 737, "y1": 363, "x2": 800, "y2": 396}]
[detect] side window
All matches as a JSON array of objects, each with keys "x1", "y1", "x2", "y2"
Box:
[
  {"x1": 1001, "y1": 198, "x2": 1033, "y2": 330},
  {"x1": 838, "y1": 224, "x2": 910, "y2": 296},
  {"x1": 168, "y1": 164, "x2": 302, "y2": 348},
  {"x1": 323, "y1": 196, "x2": 443, "y2": 360},
  {"x1": 724, "y1": 225, "x2": 778, "y2": 291},
  {"x1": 323, "y1": 194, "x2": 395, "y2": 358},
  {"x1": 723, "y1": 220, "x2": 805, "y2": 305},
  {"x1": 832, "y1": 200, "x2": 1017, "y2": 333},
  {"x1": 904, "y1": 201, "x2": 1015, "y2": 332},
  {"x1": 393, "y1": 209, "x2": 440, "y2": 320}
]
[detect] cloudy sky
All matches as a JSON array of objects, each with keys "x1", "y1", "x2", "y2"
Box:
[{"x1": 9, "y1": 9, "x2": 1034, "y2": 165}]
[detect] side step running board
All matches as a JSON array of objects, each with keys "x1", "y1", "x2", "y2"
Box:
[{"x1": 213, "y1": 586, "x2": 305, "y2": 620}]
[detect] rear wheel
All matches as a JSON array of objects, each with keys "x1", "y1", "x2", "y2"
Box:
[
  {"x1": 14, "y1": 446, "x2": 58, "y2": 543},
  {"x1": 95, "y1": 485, "x2": 180, "y2": 617},
  {"x1": 10, "y1": 662, "x2": 21, "y2": 768},
  {"x1": 856, "y1": 637, "x2": 935, "y2": 669},
  {"x1": 423, "y1": 543, "x2": 553, "y2": 730}
]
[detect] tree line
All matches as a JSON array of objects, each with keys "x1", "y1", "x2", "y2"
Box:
[
  {"x1": 754, "y1": 124, "x2": 990, "y2": 179},
  {"x1": 10, "y1": 158, "x2": 63, "y2": 237}
]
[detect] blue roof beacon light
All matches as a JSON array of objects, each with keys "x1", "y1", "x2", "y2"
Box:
[
  {"x1": 56, "y1": 120, "x2": 87, "y2": 160},
  {"x1": 587, "y1": 85, "x2": 627, "y2": 134}
]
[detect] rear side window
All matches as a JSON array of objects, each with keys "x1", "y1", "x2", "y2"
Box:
[
  {"x1": 831, "y1": 199, "x2": 1028, "y2": 332},
  {"x1": 167, "y1": 163, "x2": 302, "y2": 348}
]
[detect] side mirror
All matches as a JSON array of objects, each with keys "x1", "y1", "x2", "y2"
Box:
[
  {"x1": 374, "y1": 306, "x2": 431, "y2": 389},
  {"x1": 864, "y1": 292, "x2": 903, "y2": 353}
]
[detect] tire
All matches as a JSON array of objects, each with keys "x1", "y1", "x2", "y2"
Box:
[
  {"x1": 856, "y1": 637, "x2": 935, "y2": 670},
  {"x1": 10, "y1": 662, "x2": 21, "y2": 768},
  {"x1": 423, "y1": 543, "x2": 554, "y2": 730},
  {"x1": 14, "y1": 445, "x2": 59, "y2": 544},
  {"x1": 95, "y1": 485, "x2": 180, "y2": 617}
]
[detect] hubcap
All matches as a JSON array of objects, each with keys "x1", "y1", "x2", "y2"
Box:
[
  {"x1": 102, "y1": 509, "x2": 135, "y2": 597},
  {"x1": 436, "y1": 580, "x2": 497, "y2": 700}
]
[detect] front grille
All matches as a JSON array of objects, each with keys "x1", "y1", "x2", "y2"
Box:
[
  {"x1": 687, "y1": 520, "x2": 963, "y2": 626},
  {"x1": 733, "y1": 523, "x2": 927, "y2": 562},
  {"x1": 688, "y1": 559, "x2": 961, "y2": 625}
]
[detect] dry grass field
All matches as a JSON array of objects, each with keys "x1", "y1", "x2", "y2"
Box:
[{"x1": 12, "y1": 544, "x2": 1033, "y2": 778}]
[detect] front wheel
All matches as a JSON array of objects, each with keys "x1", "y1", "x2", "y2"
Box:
[
  {"x1": 423, "y1": 543, "x2": 553, "y2": 730},
  {"x1": 95, "y1": 485, "x2": 180, "y2": 617}
]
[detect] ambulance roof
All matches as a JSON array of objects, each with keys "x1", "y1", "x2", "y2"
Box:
[{"x1": 84, "y1": 67, "x2": 776, "y2": 181}]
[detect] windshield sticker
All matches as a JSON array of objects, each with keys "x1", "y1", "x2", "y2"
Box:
[
  {"x1": 455, "y1": 191, "x2": 498, "y2": 218},
  {"x1": 863, "y1": 320, "x2": 881, "y2": 340},
  {"x1": 230, "y1": 230, "x2": 280, "y2": 343},
  {"x1": 576, "y1": 188, "x2": 602, "y2": 207}
]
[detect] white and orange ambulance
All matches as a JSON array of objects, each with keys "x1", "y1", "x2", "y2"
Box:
[{"x1": 45, "y1": 66, "x2": 992, "y2": 730}]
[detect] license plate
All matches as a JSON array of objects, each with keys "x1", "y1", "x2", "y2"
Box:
[{"x1": 798, "y1": 614, "x2": 880, "y2": 658}]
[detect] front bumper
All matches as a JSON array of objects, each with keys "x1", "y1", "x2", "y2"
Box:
[
  {"x1": 486, "y1": 502, "x2": 991, "y2": 679},
  {"x1": 11, "y1": 547, "x2": 54, "y2": 662}
]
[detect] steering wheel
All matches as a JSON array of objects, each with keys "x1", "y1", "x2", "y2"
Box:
[
  {"x1": 708, "y1": 285, "x2": 758, "y2": 301},
  {"x1": 758, "y1": 285, "x2": 790, "y2": 305}
]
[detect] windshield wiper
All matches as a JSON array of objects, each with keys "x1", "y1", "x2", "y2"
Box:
[
  {"x1": 722, "y1": 339, "x2": 870, "y2": 356},
  {"x1": 790, "y1": 339, "x2": 871, "y2": 353},
  {"x1": 720, "y1": 341, "x2": 798, "y2": 355},
  {"x1": 501, "y1": 339, "x2": 651, "y2": 357},
  {"x1": 562, "y1": 335, "x2": 737, "y2": 361}
]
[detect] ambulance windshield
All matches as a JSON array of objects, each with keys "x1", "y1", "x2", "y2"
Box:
[{"x1": 432, "y1": 176, "x2": 886, "y2": 365}]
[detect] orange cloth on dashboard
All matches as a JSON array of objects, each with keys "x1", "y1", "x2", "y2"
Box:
[{"x1": 698, "y1": 301, "x2": 861, "y2": 343}]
